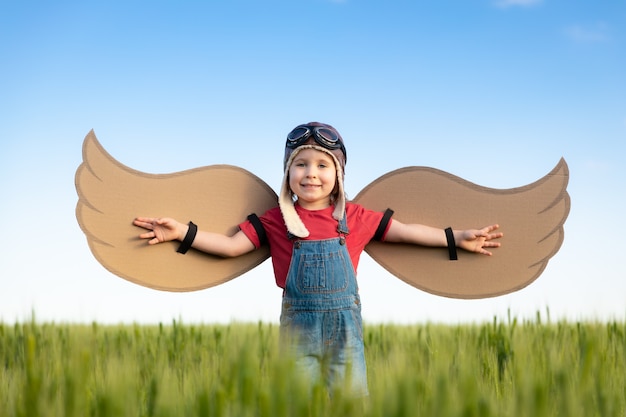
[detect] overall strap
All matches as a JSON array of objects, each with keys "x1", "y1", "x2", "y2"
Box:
[{"x1": 337, "y1": 211, "x2": 349, "y2": 235}]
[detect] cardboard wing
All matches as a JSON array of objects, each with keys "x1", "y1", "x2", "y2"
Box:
[
  {"x1": 75, "y1": 130, "x2": 278, "y2": 291},
  {"x1": 353, "y1": 160, "x2": 570, "y2": 299},
  {"x1": 75, "y1": 130, "x2": 569, "y2": 298}
]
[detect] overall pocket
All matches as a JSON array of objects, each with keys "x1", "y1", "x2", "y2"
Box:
[{"x1": 294, "y1": 250, "x2": 349, "y2": 294}]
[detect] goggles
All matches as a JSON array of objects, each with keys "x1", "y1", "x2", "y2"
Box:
[{"x1": 286, "y1": 125, "x2": 347, "y2": 157}]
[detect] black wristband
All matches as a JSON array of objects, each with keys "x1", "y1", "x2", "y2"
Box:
[
  {"x1": 445, "y1": 227, "x2": 458, "y2": 261},
  {"x1": 177, "y1": 221, "x2": 197, "y2": 254}
]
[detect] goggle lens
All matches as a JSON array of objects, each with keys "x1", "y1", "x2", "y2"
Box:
[
  {"x1": 286, "y1": 127, "x2": 309, "y2": 145},
  {"x1": 316, "y1": 128, "x2": 339, "y2": 145}
]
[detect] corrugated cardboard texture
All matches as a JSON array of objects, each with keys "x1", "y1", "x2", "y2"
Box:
[
  {"x1": 353, "y1": 161, "x2": 570, "y2": 299},
  {"x1": 76, "y1": 131, "x2": 569, "y2": 298},
  {"x1": 75, "y1": 130, "x2": 278, "y2": 291}
]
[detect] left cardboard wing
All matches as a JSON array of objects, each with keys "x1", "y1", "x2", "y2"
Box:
[
  {"x1": 75, "y1": 130, "x2": 278, "y2": 291},
  {"x1": 353, "y1": 159, "x2": 570, "y2": 299}
]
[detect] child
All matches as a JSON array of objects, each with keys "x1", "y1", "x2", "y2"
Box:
[{"x1": 133, "y1": 122, "x2": 502, "y2": 396}]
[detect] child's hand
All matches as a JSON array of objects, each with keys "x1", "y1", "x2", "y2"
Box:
[
  {"x1": 457, "y1": 224, "x2": 503, "y2": 256},
  {"x1": 133, "y1": 217, "x2": 184, "y2": 245}
]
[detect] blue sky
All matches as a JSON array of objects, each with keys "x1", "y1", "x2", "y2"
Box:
[{"x1": 1, "y1": 0, "x2": 624, "y2": 324}]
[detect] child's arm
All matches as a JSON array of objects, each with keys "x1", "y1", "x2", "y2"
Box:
[
  {"x1": 385, "y1": 220, "x2": 503, "y2": 256},
  {"x1": 133, "y1": 217, "x2": 256, "y2": 258}
]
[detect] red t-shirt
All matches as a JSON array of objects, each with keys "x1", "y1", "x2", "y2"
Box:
[{"x1": 239, "y1": 202, "x2": 391, "y2": 289}]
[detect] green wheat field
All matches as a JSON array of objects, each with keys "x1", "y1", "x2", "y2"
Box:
[{"x1": 1, "y1": 313, "x2": 625, "y2": 417}]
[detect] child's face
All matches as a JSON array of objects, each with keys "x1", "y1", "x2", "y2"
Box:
[{"x1": 288, "y1": 148, "x2": 337, "y2": 210}]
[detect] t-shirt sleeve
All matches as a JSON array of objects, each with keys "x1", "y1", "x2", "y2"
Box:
[
  {"x1": 347, "y1": 203, "x2": 394, "y2": 244},
  {"x1": 239, "y1": 218, "x2": 261, "y2": 249}
]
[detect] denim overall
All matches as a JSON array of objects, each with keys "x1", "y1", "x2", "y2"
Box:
[{"x1": 279, "y1": 215, "x2": 368, "y2": 397}]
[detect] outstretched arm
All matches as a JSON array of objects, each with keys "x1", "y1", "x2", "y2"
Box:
[
  {"x1": 385, "y1": 220, "x2": 503, "y2": 256},
  {"x1": 133, "y1": 217, "x2": 256, "y2": 258}
]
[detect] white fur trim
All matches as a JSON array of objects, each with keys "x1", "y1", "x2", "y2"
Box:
[{"x1": 279, "y1": 145, "x2": 346, "y2": 238}]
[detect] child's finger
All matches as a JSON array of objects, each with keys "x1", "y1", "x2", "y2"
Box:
[
  {"x1": 139, "y1": 231, "x2": 154, "y2": 239},
  {"x1": 484, "y1": 224, "x2": 499, "y2": 233},
  {"x1": 133, "y1": 217, "x2": 154, "y2": 228}
]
